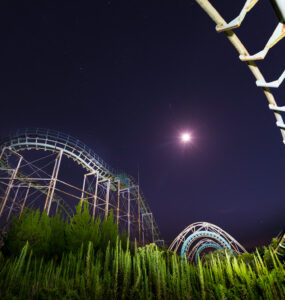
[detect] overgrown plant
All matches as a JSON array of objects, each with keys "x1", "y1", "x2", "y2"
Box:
[
  {"x1": 2, "y1": 203, "x2": 120, "y2": 259},
  {"x1": 0, "y1": 207, "x2": 285, "y2": 299}
]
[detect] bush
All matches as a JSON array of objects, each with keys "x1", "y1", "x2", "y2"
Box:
[
  {"x1": 2, "y1": 203, "x2": 119, "y2": 259},
  {"x1": 1, "y1": 206, "x2": 285, "y2": 299}
]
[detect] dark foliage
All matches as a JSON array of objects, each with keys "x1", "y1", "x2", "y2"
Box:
[{"x1": 2, "y1": 203, "x2": 120, "y2": 259}]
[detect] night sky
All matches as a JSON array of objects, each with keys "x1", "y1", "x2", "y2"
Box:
[{"x1": 1, "y1": 0, "x2": 285, "y2": 248}]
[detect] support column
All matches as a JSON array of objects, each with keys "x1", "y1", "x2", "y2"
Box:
[
  {"x1": 151, "y1": 213, "x2": 154, "y2": 243},
  {"x1": 0, "y1": 154, "x2": 22, "y2": 218},
  {"x1": 92, "y1": 172, "x2": 99, "y2": 220},
  {"x1": 142, "y1": 214, "x2": 145, "y2": 246},
  {"x1": 80, "y1": 171, "x2": 97, "y2": 215},
  {"x1": 20, "y1": 183, "x2": 31, "y2": 218},
  {"x1": 104, "y1": 179, "x2": 110, "y2": 218},
  {"x1": 6, "y1": 184, "x2": 20, "y2": 221},
  {"x1": 137, "y1": 186, "x2": 141, "y2": 245},
  {"x1": 80, "y1": 174, "x2": 87, "y2": 209},
  {"x1": 141, "y1": 212, "x2": 154, "y2": 244},
  {"x1": 44, "y1": 154, "x2": 59, "y2": 212},
  {"x1": 127, "y1": 188, "x2": 130, "y2": 236},
  {"x1": 116, "y1": 180, "x2": 120, "y2": 225},
  {"x1": 44, "y1": 150, "x2": 63, "y2": 216}
]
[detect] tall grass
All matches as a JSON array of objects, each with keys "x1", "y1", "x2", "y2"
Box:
[
  {"x1": 0, "y1": 207, "x2": 284, "y2": 299},
  {"x1": 0, "y1": 239, "x2": 284, "y2": 299}
]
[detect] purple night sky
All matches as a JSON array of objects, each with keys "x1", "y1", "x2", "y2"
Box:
[{"x1": 1, "y1": 0, "x2": 284, "y2": 248}]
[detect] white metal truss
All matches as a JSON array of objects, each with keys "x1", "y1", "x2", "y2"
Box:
[
  {"x1": 0, "y1": 128, "x2": 162, "y2": 244},
  {"x1": 194, "y1": 0, "x2": 285, "y2": 144}
]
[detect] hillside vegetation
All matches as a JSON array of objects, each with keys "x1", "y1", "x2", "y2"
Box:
[{"x1": 0, "y1": 205, "x2": 284, "y2": 299}]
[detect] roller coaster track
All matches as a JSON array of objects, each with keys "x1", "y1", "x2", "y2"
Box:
[
  {"x1": 0, "y1": 128, "x2": 161, "y2": 242},
  {"x1": 169, "y1": 222, "x2": 247, "y2": 263},
  {"x1": 172, "y1": 0, "x2": 285, "y2": 260},
  {"x1": 194, "y1": 0, "x2": 285, "y2": 143}
]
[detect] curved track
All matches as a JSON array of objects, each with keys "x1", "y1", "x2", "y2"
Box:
[
  {"x1": 0, "y1": 128, "x2": 161, "y2": 243},
  {"x1": 169, "y1": 222, "x2": 247, "y2": 263},
  {"x1": 169, "y1": 0, "x2": 285, "y2": 261},
  {"x1": 194, "y1": 0, "x2": 285, "y2": 143}
]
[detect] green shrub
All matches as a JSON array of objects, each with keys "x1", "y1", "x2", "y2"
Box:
[
  {"x1": 1, "y1": 206, "x2": 285, "y2": 299},
  {"x1": 2, "y1": 203, "x2": 119, "y2": 259}
]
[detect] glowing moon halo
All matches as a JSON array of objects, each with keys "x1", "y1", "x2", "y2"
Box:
[{"x1": 181, "y1": 132, "x2": 191, "y2": 143}]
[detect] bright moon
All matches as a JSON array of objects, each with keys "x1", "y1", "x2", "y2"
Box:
[{"x1": 181, "y1": 133, "x2": 191, "y2": 143}]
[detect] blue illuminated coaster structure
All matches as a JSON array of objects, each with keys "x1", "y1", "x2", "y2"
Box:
[{"x1": 169, "y1": 222, "x2": 247, "y2": 263}]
